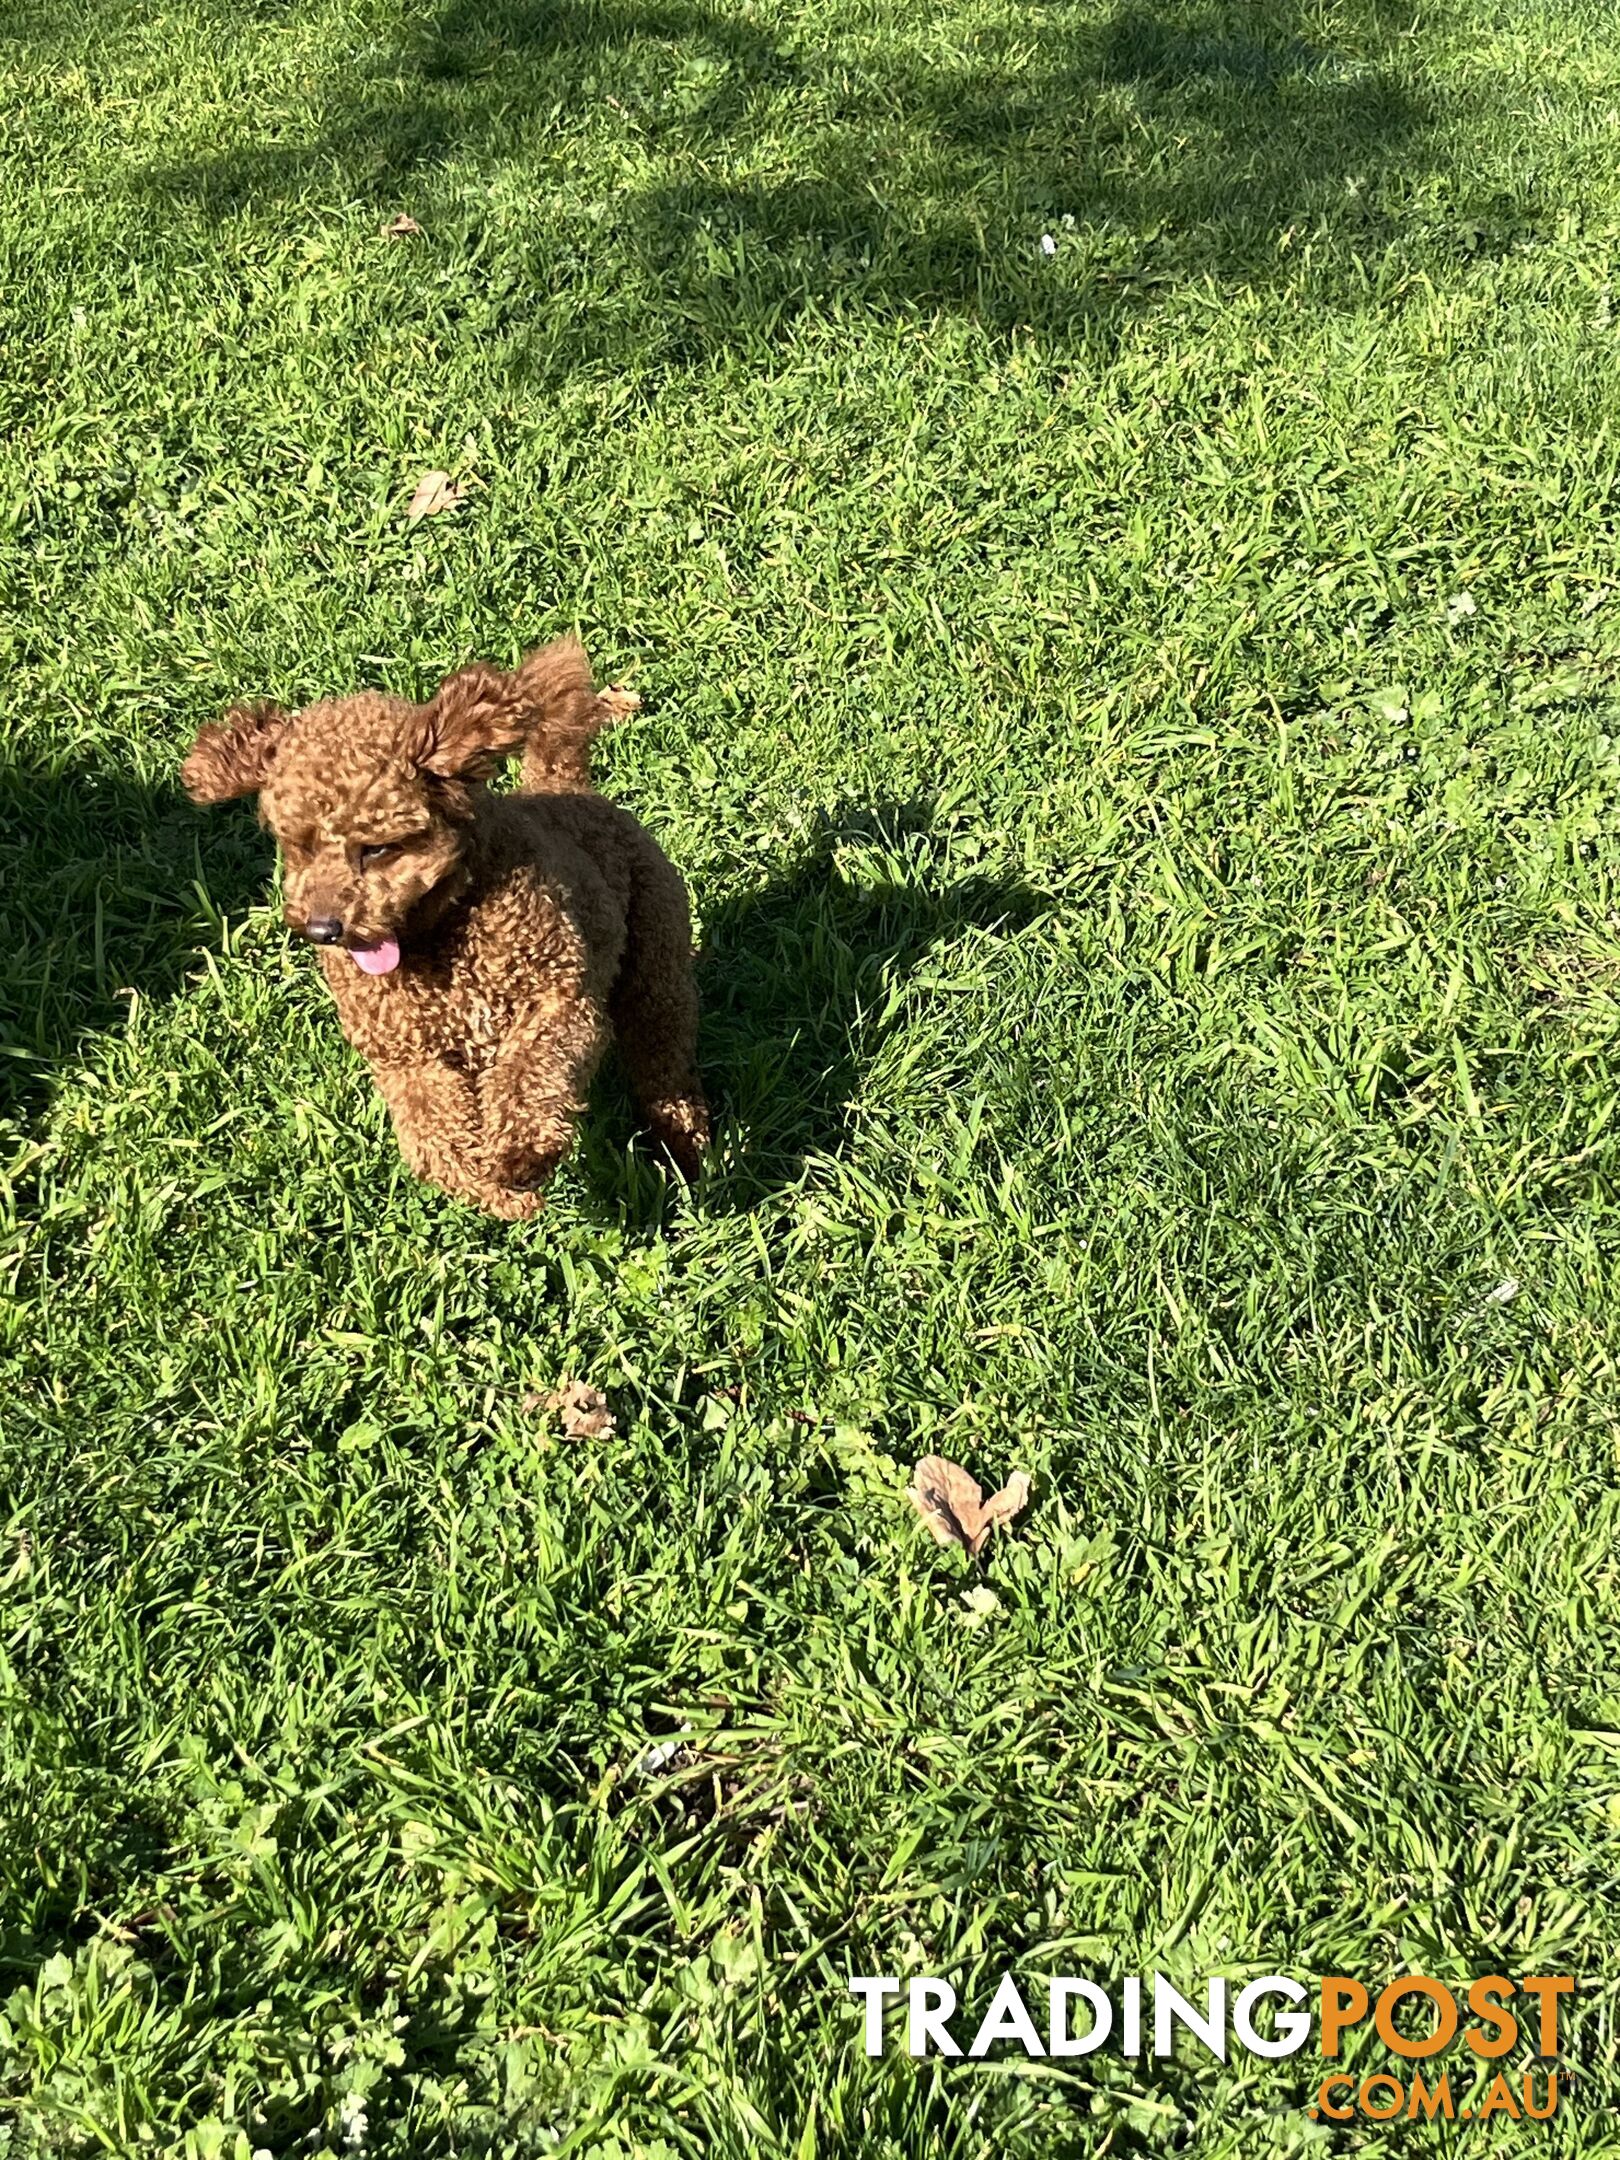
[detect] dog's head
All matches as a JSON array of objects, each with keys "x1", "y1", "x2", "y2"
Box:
[{"x1": 182, "y1": 661, "x2": 536, "y2": 975}]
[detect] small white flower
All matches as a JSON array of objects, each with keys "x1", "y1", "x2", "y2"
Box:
[
  {"x1": 1039, "y1": 232, "x2": 1057, "y2": 257},
  {"x1": 1060, "y1": 212, "x2": 1076, "y2": 230},
  {"x1": 339, "y1": 2091, "x2": 369, "y2": 2149},
  {"x1": 1446, "y1": 590, "x2": 1477, "y2": 623}
]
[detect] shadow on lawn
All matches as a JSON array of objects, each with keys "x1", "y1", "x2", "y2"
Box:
[
  {"x1": 3, "y1": 768, "x2": 1043, "y2": 1215},
  {"x1": 0, "y1": 758, "x2": 271, "y2": 1136},
  {"x1": 583, "y1": 800, "x2": 1053, "y2": 1209},
  {"x1": 1, "y1": 1748, "x2": 180, "y2": 1987},
  {"x1": 125, "y1": 0, "x2": 1439, "y2": 367}
]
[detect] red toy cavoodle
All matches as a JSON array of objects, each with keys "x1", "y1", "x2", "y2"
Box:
[{"x1": 182, "y1": 639, "x2": 708, "y2": 1218}]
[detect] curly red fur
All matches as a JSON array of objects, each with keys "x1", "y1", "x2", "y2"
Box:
[
  {"x1": 407, "y1": 638, "x2": 607, "y2": 793},
  {"x1": 182, "y1": 640, "x2": 708, "y2": 1216},
  {"x1": 180, "y1": 702, "x2": 290, "y2": 803}
]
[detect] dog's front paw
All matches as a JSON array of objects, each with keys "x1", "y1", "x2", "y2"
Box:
[
  {"x1": 488, "y1": 1140, "x2": 563, "y2": 1193},
  {"x1": 485, "y1": 1183, "x2": 547, "y2": 1221}
]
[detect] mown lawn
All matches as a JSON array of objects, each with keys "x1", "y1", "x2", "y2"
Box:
[{"x1": 4, "y1": 0, "x2": 1620, "y2": 2150}]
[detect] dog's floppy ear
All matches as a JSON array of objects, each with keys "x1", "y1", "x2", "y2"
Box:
[
  {"x1": 415, "y1": 640, "x2": 601, "y2": 784},
  {"x1": 181, "y1": 702, "x2": 291, "y2": 804},
  {"x1": 413, "y1": 662, "x2": 530, "y2": 782}
]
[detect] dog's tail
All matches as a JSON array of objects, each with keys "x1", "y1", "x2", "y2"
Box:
[{"x1": 510, "y1": 637, "x2": 637, "y2": 796}]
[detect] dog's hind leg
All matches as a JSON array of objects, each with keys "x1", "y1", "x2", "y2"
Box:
[{"x1": 608, "y1": 852, "x2": 710, "y2": 1181}]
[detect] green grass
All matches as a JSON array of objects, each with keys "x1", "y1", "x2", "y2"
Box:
[{"x1": 4, "y1": 0, "x2": 1620, "y2": 2149}]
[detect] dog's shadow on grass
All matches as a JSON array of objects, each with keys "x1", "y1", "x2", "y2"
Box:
[
  {"x1": 581, "y1": 800, "x2": 1053, "y2": 1215},
  {"x1": 0, "y1": 757, "x2": 271, "y2": 1138},
  {"x1": 1, "y1": 763, "x2": 1045, "y2": 1222}
]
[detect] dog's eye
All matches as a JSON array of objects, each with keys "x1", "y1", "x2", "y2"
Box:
[{"x1": 358, "y1": 843, "x2": 399, "y2": 868}]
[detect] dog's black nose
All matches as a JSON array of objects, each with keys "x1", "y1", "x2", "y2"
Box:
[{"x1": 304, "y1": 916, "x2": 344, "y2": 946}]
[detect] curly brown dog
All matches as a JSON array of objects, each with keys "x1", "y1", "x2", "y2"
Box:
[{"x1": 182, "y1": 640, "x2": 708, "y2": 1218}]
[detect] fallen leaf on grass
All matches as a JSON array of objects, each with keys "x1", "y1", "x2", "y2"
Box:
[
  {"x1": 530, "y1": 1379, "x2": 615, "y2": 1438},
  {"x1": 909, "y1": 1456, "x2": 981, "y2": 1548},
  {"x1": 976, "y1": 1470, "x2": 1032, "y2": 1542},
  {"x1": 908, "y1": 1455, "x2": 1031, "y2": 1557},
  {"x1": 382, "y1": 213, "x2": 422, "y2": 238},
  {"x1": 406, "y1": 470, "x2": 464, "y2": 522}
]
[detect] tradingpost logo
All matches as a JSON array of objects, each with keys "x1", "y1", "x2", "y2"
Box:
[{"x1": 848, "y1": 1970, "x2": 1573, "y2": 2122}]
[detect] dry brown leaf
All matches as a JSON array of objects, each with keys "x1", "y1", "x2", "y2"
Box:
[
  {"x1": 540, "y1": 1378, "x2": 615, "y2": 1439},
  {"x1": 970, "y1": 1471, "x2": 1031, "y2": 1555},
  {"x1": 599, "y1": 684, "x2": 641, "y2": 722},
  {"x1": 382, "y1": 213, "x2": 422, "y2": 238},
  {"x1": 908, "y1": 1455, "x2": 1030, "y2": 1557},
  {"x1": 909, "y1": 1455, "x2": 985, "y2": 1551},
  {"x1": 406, "y1": 470, "x2": 463, "y2": 522}
]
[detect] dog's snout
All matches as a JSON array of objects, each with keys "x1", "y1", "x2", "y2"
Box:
[{"x1": 304, "y1": 915, "x2": 345, "y2": 946}]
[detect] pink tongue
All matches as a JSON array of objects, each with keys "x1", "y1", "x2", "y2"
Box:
[{"x1": 351, "y1": 937, "x2": 401, "y2": 976}]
